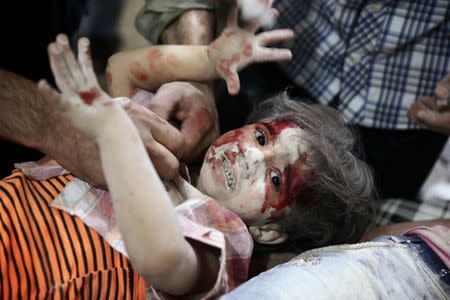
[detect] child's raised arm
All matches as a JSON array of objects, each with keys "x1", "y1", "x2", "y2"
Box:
[
  {"x1": 107, "y1": 5, "x2": 293, "y2": 97},
  {"x1": 39, "y1": 34, "x2": 218, "y2": 295}
]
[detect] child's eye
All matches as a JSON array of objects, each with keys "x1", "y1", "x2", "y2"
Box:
[
  {"x1": 270, "y1": 170, "x2": 281, "y2": 191},
  {"x1": 255, "y1": 129, "x2": 266, "y2": 146}
]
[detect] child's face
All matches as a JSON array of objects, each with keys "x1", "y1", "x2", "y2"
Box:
[{"x1": 198, "y1": 120, "x2": 314, "y2": 225}]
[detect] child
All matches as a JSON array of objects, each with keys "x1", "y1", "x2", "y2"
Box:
[{"x1": 0, "y1": 6, "x2": 376, "y2": 299}]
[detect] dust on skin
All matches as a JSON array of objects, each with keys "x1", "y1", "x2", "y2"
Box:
[
  {"x1": 147, "y1": 49, "x2": 181, "y2": 84},
  {"x1": 260, "y1": 121, "x2": 313, "y2": 213},
  {"x1": 129, "y1": 62, "x2": 149, "y2": 83},
  {"x1": 126, "y1": 48, "x2": 164, "y2": 87},
  {"x1": 218, "y1": 54, "x2": 240, "y2": 92},
  {"x1": 216, "y1": 36, "x2": 255, "y2": 93},
  {"x1": 242, "y1": 39, "x2": 253, "y2": 57},
  {"x1": 201, "y1": 120, "x2": 314, "y2": 223},
  {"x1": 148, "y1": 48, "x2": 164, "y2": 62}
]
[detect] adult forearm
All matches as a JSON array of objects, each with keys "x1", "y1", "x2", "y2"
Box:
[
  {"x1": 0, "y1": 69, "x2": 105, "y2": 185},
  {"x1": 0, "y1": 70, "x2": 53, "y2": 149},
  {"x1": 161, "y1": 10, "x2": 215, "y2": 45}
]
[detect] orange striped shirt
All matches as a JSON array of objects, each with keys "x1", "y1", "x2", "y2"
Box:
[{"x1": 0, "y1": 170, "x2": 147, "y2": 299}]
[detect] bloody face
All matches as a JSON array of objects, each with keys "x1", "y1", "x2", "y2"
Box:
[{"x1": 197, "y1": 121, "x2": 314, "y2": 225}]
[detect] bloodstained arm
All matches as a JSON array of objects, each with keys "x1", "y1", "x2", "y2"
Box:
[{"x1": 107, "y1": 5, "x2": 293, "y2": 97}]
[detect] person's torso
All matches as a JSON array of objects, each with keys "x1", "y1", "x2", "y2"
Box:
[{"x1": 274, "y1": 0, "x2": 450, "y2": 129}]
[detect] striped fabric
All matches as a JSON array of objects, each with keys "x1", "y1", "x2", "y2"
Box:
[
  {"x1": 0, "y1": 170, "x2": 147, "y2": 299},
  {"x1": 376, "y1": 197, "x2": 450, "y2": 226},
  {"x1": 47, "y1": 178, "x2": 253, "y2": 299},
  {"x1": 1, "y1": 157, "x2": 253, "y2": 299}
]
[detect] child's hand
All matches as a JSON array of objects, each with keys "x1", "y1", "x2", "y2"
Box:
[
  {"x1": 207, "y1": 4, "x2": 293, "y2": 95},
  {"x1": 38, "y1": 34, "x2": 128, "y2": 138}
]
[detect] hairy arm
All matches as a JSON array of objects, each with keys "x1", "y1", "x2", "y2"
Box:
[
  {"x1": 0, "y1": 69, "x2": 53, "y2": 148},
  {"x1": 0, "y1": 69, "x2": 107, "y2": 183},
  {"x1": 0, "y1": 69, "x2": 183, "y2": 184}
]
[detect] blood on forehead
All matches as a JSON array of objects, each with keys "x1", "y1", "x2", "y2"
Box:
[
  {"x1": 212, "y1": 120, "x2": 301, "y2": 149},
  {"x1": 263, "y1": 120, "x2": 302, "y2": 137}
]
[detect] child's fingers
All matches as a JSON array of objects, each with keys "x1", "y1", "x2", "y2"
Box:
[
  {"x1": 256, "y1": 29, "x2": 294, "y2": 46},
  {"x1": 37, "y1": 79, "x2": 72, "y2": 111},
  {"x1": 56, "y1": 34, "x2": 85, "y2": 89},
  {"x1": 37, "y1": 79, "x2": 60, "y2": 101},
  {"x1": 48, "y1": 42, "x2": 76, "y2": 95},
  {"x1": 78, "y1": 37, "x2": 99, "y2": 85},
  {"x1": 225, "y1": 70, "x2": 240, "y2": 95},
  {"x1": 254, "y1": 47, "x2": 292, "y2": 62}
]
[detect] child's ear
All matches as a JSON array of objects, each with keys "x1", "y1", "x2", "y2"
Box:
[{"x1": 249, "y1": 223, "x2": 288, "y2": 245}]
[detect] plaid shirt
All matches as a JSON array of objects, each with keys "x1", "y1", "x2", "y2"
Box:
[
  {"x1": 137, "y1": 0, "x2": 450, "y2": 129},
  {"x1": 276, "y1": 0, "x2": 450, "y2": 129},
  {"x1": 15, "y1": 158, "x2": 253, "y2": 300}
]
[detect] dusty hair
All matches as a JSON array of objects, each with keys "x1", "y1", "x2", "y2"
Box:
[{"x1": 247, "y1": 93, "x2": 378, "y2": 246}]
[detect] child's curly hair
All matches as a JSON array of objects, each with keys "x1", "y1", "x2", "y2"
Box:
[{"x1": 248, "y1": 93, "x2": 379, "y2": 246}]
